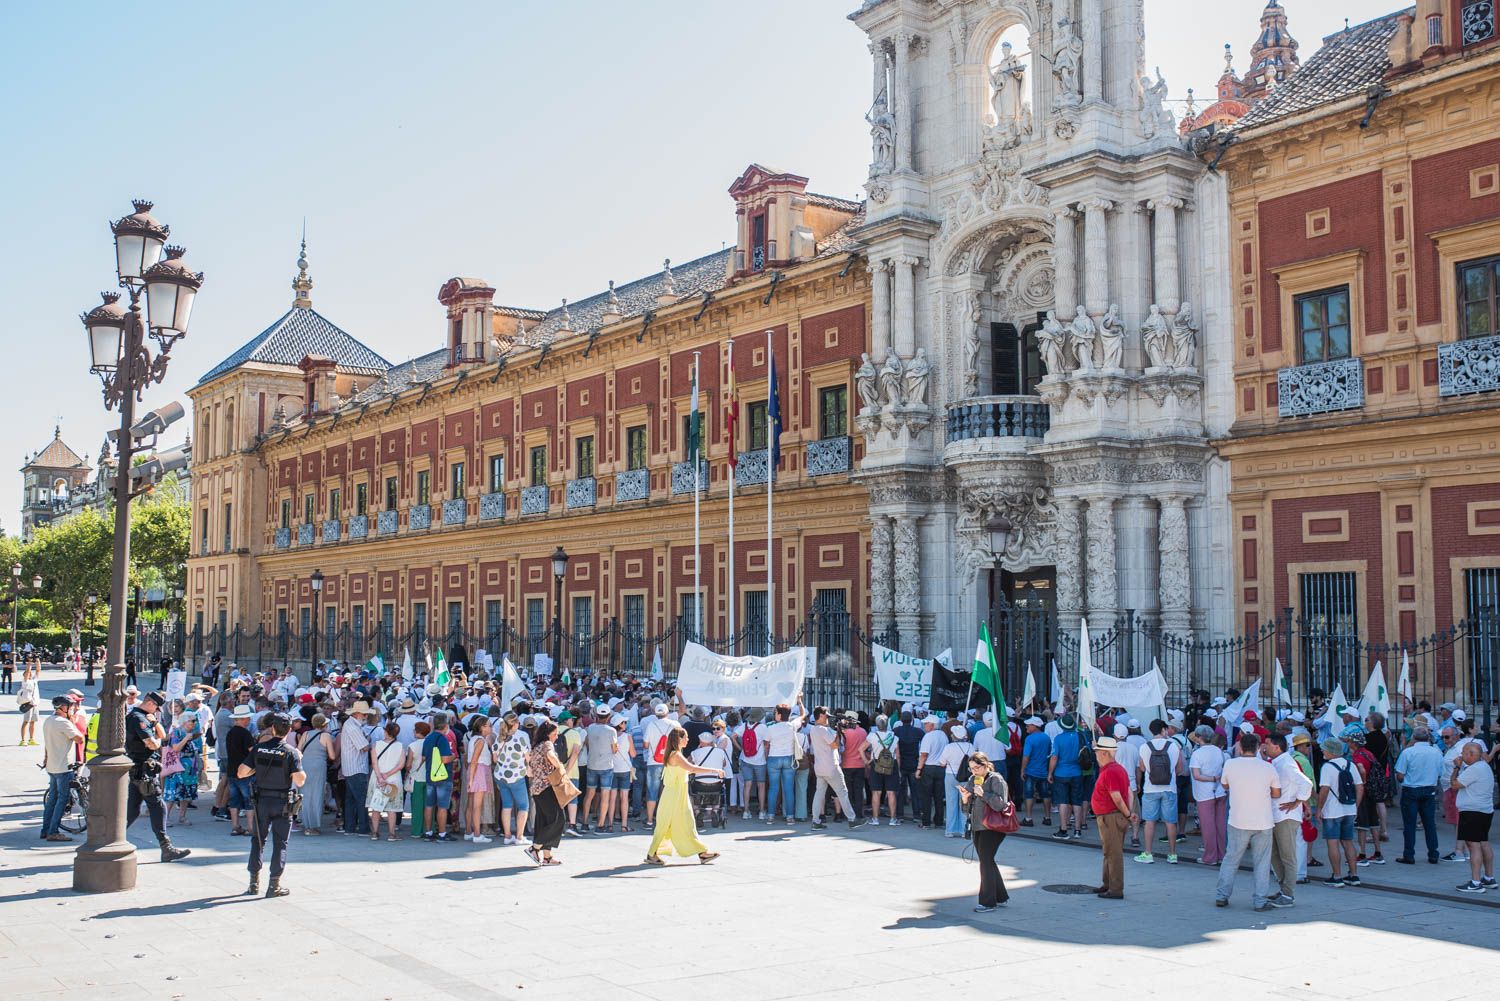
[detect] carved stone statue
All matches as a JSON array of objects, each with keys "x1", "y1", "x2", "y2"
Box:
[
  {"x1": 866, "y1": 93, "x2": 896, "y2": 173},
  {"x1": 963, "y1": 294, "x2": 982, "y2": 396},
  {"x1": 879, "y1": 351, "x2": 905, "y2": 408},
  {"x1": 1038, "y1": 309, "x2": 1070, "y2": 376},
  {"x1": 990, "y1": 41, "x2": 1028, "y2": 128},
  {"x1": 903, "y1": 347, "x2": 930, "y2": 406},
  {"x1": 1141, "y1": 303, "x2": 1172, "y2": 369},
  {"x1": 1170, "y1": 302, "x2": 1199, "y2": 369},
  {"x1": 1139, "y1": 68, "x2": 1174, "y2": 137},
  {"x1": 1068, "y1": 304, "x2": 1097, "y2": 371},
  {"x1": 855, "y1": 352, "x2": 880, "y2": 414},
  {"x1": 1052, "y1": 18, "x2": 1083, "y2": 109},
  {"x1": 1098, "y1": 303, "x2": 1125, "y2": 370}
]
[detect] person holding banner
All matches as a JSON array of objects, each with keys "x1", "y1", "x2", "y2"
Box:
[{"x1": 644, "y1": 726, "x2": 722, "y2": 866}]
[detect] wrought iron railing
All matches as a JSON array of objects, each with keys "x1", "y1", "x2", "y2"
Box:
[
  {"x1": 735, "y1": 448, "x2": 769, "y2": 486},
  {"x1": 322, "y1": 519, "x2": 341, "y2": 543},
  {"x1": 410, "y1": 504, "x2": 432, "y2": 531},
  {"x1": 945, "y1": 396, "x2": 1050, "y2": 442},
  {"x1": 377, "y1": 510, "x2": 398, "y2": 535},
  {"x1": 1438, "y1": 333, "x2": 1500, "y2": 397},
  {"x1": 297, "y1": 523, "x2": 315, "y2": 546},
  {"x1": 615, "y1": 468, "x2": 649, "y2": 503},
  {"x1": 442, "y1": 499, "x2": 467, "y2": 526},
  {"x1": 274, "y1": 527, "x2": 291, "y2": 549},
  {"x1": 348, "y1": 514, "x2": 369, "y2": 540},
  {"x1": 479, "y1": 492, "x2": 505, "y2": 521},
  {"x1": 520, "y1": 485, "x2": 549, "y2": 516},
  {"x1": 1278, "y1": 356, "x2": 1364, "y2": 418},
  {"x1": 671, "y1": 460, "x2": 709, "y2": 495},
  {"x1": 566, "y1": 477, "x2": 597, "y2": 509},
  {"x1": 806, "y1": 436, "x2": 851, "y2": 476}
]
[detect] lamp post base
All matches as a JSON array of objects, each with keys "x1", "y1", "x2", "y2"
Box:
[{"x1": 72, "y1": 753, "x2": 137, "y2": 893}]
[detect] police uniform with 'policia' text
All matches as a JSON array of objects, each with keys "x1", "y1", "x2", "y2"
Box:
[
  {"x1": 124, "y1": 691, "x2": 191, "y2": 862},
  {"x1": 239, "y1": 713, "x2": 304, "y2": 897}
]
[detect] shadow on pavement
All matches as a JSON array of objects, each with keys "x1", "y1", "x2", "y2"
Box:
[
  {"x1": 88, "y1": 894, "x2": 259, "y2": 919},
  {"x1": 425, "y1": 865, "x2": 537, "y2": 881}
]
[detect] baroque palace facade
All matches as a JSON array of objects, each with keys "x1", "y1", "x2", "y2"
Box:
[
  {"x1": 188, "y1": 171, "x2": 873, "y2": 667},
  {"x1": 1216, "y1": 2, "x2": 1500, "y2": 672}
]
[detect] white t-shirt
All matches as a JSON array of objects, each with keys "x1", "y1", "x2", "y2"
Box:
[
  {"x1": 1455, "y1": 760, "x2": 1495, "y2": 814},
  {"x1": 1139, "y1": 737, "x2": 1182, "y2": 794},
  {"x1": 612, "y1": 730, "x2": 634, "y2": 772},
  {"x1": 867, "y1": 729, "x2": 899, "y2": 765},
  {"x1": 1114, "y1": 738, "x2": 1141, "y2": 792},
  {"x1": 973, "y1": 728, "x2": 1007, "y2": 761},
  {"x1": 1443, "y1": 737, "x2": 1482, "y2": 789},
  {"x1": 1318, "y1": 758, "x2": 1363, "y2": 819},
  {"x1": 1189, "y1": 744, "x2": 1226, "y2": 800},
  {"x1": 690, "y1": 744, "x2": 729, "y2": 782},
  {"x1": 764, "y1": 720, "x2": 800, "y2": 757},
  {"x1": 808, "y1": 724, "x2": 841, "y2": 774},
  {"x1": 938, "y1": 739, "x2": 974, "y2": 776},
  {"x1": 641, "y1": 716, "x2": 674, "y2": 760},
  {"x1": 738, "y1": 722, "x2": 768, "y2": 765},
  {"x1": 917, "y1": 729, "x2": 949, "y2": 765},
  {"x1": 1221, "y1": 755, "x2": 1279, "y2": 831}
]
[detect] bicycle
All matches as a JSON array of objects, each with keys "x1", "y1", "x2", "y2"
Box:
[{"x1": 58, "y1": 763, "x2": 89, "y2": 835}]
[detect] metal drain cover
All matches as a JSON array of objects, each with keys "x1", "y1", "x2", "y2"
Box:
[{"x1": 1041, "y1": 883, "x2": 1099, "y2": 895}]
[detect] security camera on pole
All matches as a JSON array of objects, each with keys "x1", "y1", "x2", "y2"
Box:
[{"x1": 73, "y1": 200, "x2": 202, "y2": 893}]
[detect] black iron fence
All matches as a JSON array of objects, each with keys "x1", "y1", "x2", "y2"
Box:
[{"x1": 141, "y1": 607, "x2": 1499, "y2": 723}]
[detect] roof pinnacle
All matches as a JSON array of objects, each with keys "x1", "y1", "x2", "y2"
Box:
[{"x1": 292, "y1": 222, "x2": 313, "y2": 309}]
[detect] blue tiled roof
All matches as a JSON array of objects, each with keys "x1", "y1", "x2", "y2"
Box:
[{"x1": 197, "y1": 306, "x2": 391, "y2": 386}]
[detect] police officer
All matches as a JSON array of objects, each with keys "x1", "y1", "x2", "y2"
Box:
[
  {"x1": 125, "y1": 690, "x2": 192, "y2": 862},
  {"x1": 237, "y1": 711, "x2": 305, "y2": 897}
]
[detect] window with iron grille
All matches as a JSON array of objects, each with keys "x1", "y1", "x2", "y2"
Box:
[
  {"x1": 485, "y1": 600, "x2": 503, "y2": 648},
  {"x1": 530, "y1": 446, "x2": 547, "y2": 487},
  {"x1": 1461, "y1": 0, "x2": 1495, "y2": 45},
  {"x1": 526, "y1": 597, "x2": 545, "y2": 654},
  {"x1": 1295, "y1": 286, "x2": 1352, "y2": 364},
  {"x1": 680, "y1": 592, "x2": 702, "y2": 641},
  {"x1": 623, "y1": 593, "x2": 645, "y2": 670},
  {"x1": 385, "y1": 476, "x2": 397, "y2": 511},
  {"x1": 572, "y1": 595, "x2": 593, "y2": 668},
  {"x1": 412, "y1": 602, "x2": 428, "y2": 652},
  {"x1": 351, "y1": 605, "x2": 365, "y2": 653},
  {"x1": 1465, "y1": 567, "x2": 1500, "y2": 704},
  {"x1": 447, "y1": 600, "x2": 463, "y2": 642},
  {"x1": 380, "y1": 603, "x2": 394, "y2": 652},
  {"x1": 814, "y1": 588, "x2": 848, "y2": 659},
  {"x1": 1299, "y1": 571, "x2": 1359, "y2": 696},
  {"x1": 744, "y1": 589, "x2": 769, "y2": 656},
  {"x1": 576, "y1": 436, "x2": 595, "y2": 478},
  {"x1": 299, "y1": 607, "x2": 311, "y2": 656},
  {"x1": 627, "y1": 426, "x2": 648, "y2": 471},
  {"x1": 1458, "y1": 255, "x2": 1500, "y2": 339},
  {"x1": 324, "y1": 605, "x2": 337, "y2": 652},
  {"x1": 416, "y1": 470, "x2": 430, "y2": 506},
  {"x1": 747, "y1": 401, "x2": 768, "y2": 450},
  {"x1": 819, "y1": 385, "x2": 848, "y2": 439}
]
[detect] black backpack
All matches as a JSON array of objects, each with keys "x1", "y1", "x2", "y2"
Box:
[
  {"x1": 956, "y1": 752, "x2": 972, "y2": 783},
  {"x1": 1147, "y1": 740, "x2": 1174, "y2": 786},
  {"x1": 1332, "y1": 759, "x2": 1357, "y2": 805}
]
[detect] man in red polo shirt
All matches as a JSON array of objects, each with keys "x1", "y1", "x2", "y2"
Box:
[{"x1": 1091, "y1": 735, "x2": 1134, "y2": 900}]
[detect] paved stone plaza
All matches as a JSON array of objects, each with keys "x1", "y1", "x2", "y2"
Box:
[{"x1": 1, "y1": 671, "x2": 1495, "y2": 1001}]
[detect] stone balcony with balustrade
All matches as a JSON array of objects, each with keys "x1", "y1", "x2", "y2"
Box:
[{"x1": 942, "y1": 395, "x2": 1049, "y2": 466}]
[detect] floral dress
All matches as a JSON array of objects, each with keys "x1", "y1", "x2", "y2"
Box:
[{"x1": 162, "y1": 725, "x2": 202, "y2": 804}]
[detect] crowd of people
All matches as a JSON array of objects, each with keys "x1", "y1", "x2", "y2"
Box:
[{"x1": 16, "y1": 655, "x2": 1500, "y2": 909}]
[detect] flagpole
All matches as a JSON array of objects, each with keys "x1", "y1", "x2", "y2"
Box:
[
  {"x1": 766, "y1": 329, "x2": 775, "y2": 654},
  {"x1": 692, "y1": 351, "x2": 703, "y2": 643},
  {"x1": 727, "y1": 339, "x2": 736, "y2": 654}
]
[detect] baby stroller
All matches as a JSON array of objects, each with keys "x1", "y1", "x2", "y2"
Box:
[{"x1": 689, "y1": 773, "x2": 727, "y2": 829}]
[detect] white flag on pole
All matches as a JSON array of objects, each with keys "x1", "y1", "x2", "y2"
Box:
[
  {"x1": 1315, "y1": 683, "x2": 1350, "y2": 732},
  {"x1": 500, "y1": 654, "x2": 526, "y2": 710},
  {"x1": 1050, "y1": 659, "x2": 1066, "y2": 713},
  {"x1": 651, "y1": 646, "x2": 664, "y2": 682},
  {"x1": 1271, "y1": 657, "x2": 1292, "y2": 707},
  {"x1": 1357, "y1": 660, "x2": 1389, "y2": 718},
  {"x1": 1396, "y1": 650, "x2": 1413, "y2": 708},
  {"x1": 401, "y1": 647, "x2": 413, "y2": 680},
  {"x1": 1022, "y1": 663, "x2": 1037, "y2": 710},
  {"x1": 1075, "y1": 619, "x2": 1096, "y2": 732},
  {"x1": 1224, "y1": 677, "x2": 1261, "y2": 729}
]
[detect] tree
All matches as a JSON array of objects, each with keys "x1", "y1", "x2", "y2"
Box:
[
  {"x1": 130, "y1": 473, "x2": 189, "y2": 593},
  {"x1": 26, "y1": 507, "x2": 114, "y2": 636}
]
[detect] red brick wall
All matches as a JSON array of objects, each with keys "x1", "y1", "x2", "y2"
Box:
[
  {"x1": 299, "y1": 451, "x2": 322, "y2": 483},
  {"x1": 410, "y1": 419, "x2": 439, "y2": 462},
  {"x1": 1430, "y1": 483, "x2": 1500, "y2": 628},
  {"x1": 801, "y1": 305, "x2": 866, "y2": 367},
  {"x1": 479, "y1": 400, "x2": 512, "y2": 442},
  {"x1": 350, "y1": 435, "x2": 376, "y2": 472},
  {"x1": 567, "y1": 374, "x2": 605, "y2": 419},
  {"x1": 1411, "y1": 136, "x2": 1500, "y2": 324},
  {"x1": 520, "y1": 389, "x2": 554, "y2": 432},
  {"x1": 1256, "y1": 172, "x2": 1387, "y2": 352},
  {"x1": 615, "y1": 360, "x2": 660, "y2": 409},
  {"x1": 1271, "y1": 491, "x2": 1385, "y2": 643},
  {"x1": 379, "y1": 429, "x2": 405, "y2": 466}
]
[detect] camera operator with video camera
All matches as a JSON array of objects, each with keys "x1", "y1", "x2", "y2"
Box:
[{"x1": 125, "y1": 689, "x2": 192, "y2": 862}]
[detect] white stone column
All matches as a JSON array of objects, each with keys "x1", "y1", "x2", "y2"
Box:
[
  {"x1": 893, "y1": 255, "x2": 919, "y2": 358},
  {"x1": 1116, "y1": 495, "x2": 1158, "y2": 620},
  {"x1": 1158, "y1": 494, "x2": 1192, "y2": 635},
  {"x1": 870, "y1": 259, "x2": 892, "y2": 363},
  {"x1": 893, "y1": 515, "x2": 921, "y2": 642},
  {"x1": 870, "y1": 41, "x2": 888, "y2": 104},
  {"x1": 1150, "y1": 196, "x2": 1184, "y2": 314},
  {"x1": 1081, "y1": 197, "x2": 1113, "y2": 316},
  {"x1": 893, "y1": 32, "x2": 914, "y2": 172},
  {"x1": 1055, "y1": 497, "x2": 1084, "y2": 634},
  {"x1": 871, "y1": 516, "x2": 895, "y2": 634},
  {"x1": 1082, "y1": 0, "x2": 1103, "y2": 104},
  {"x1": 1084, "y1": 496, "x2": 1118, "y2": 624},
  {"x1": 1052, "y1": 206, "x2": 1078, "y2": 318}
]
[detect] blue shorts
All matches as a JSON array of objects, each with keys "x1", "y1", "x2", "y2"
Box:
[
  {"x1": 1052, "y1": 775, "x2": 1084, "y2": 806},
  {"x1": 646, "y1": 764, "x2": 664, "y2": 801},
  {"x1": 428, "y1": 780, "x2": 453, "y2": 810},
  {"x1": 498, "y1": 778, "x2": 529, "y2": 811},
  {"x1": 1141, "y1": 790, "x2": 1178, "y2": 822},
  {"x1": 1024, "y1": 776, "x2": 1051, "y2": 801},
  {"x1": 741, "y1": 761, "x2": 768, "y2": 783},
  {"x1": 607, "y1": 771, "x2": 628, "y2": 790},
  {"x1": 585, "y1": 769, "x2": 611, "y2": 789},
  {"x1": 1321, "y1": 815, "x2": 1356, "y2": 841},
  {"x1": 228, "y1": 776, "x2": 254, "y2": 811}
]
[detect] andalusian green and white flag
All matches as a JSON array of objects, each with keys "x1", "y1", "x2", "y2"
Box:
[
  {"x1": 687, "y1": 357, "x2": 702, "y2": 463},
  {"x1": 972, "y1": 622, "x2": 1005, "y2": 738},
  {"x1": 433, "y1": 647, "x2": 450, "y2": 687},
  {"x1": 401, "y1": 647, "x2": 413, "y2": 680},
  {"x1": 1357, "y1": 660, "x2": 1389, "y2": 718},
  {"x1": 364, "y1": 653, "x2": 384, "y2": 676},
  {"x1": 1022, "y1": 662, "x2": 1037, "y2": 710},
  {"x1": 1271, "y1": 657, "x2": 1292, "y2": 706},
  {"x1": 1396, "y1": 649, "x2": 1413, "y2": 708},
  {"x1": 1315, "y1": 683, "x2": 1350, "y2": 731}
]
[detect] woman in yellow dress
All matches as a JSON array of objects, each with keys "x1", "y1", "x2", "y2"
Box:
[{"x1": 645, "y1": 725, "x2": 723, "y2": 866}]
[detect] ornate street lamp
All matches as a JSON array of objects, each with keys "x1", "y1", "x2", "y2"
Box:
[
  {"x1": 310, "y1": 569, "x2": 324, "y2": 673},
  {"x1": 9, "y1": 564, "x2": 20, "y2": 673},
  {"x1": 73, "y1": 200, "x2": 203, "y2": 894},
  {"x1": 551, "y1": 546, "x2": 569, "y2": 671}
]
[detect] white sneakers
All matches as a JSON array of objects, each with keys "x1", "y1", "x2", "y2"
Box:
[
  {"x1": 472, "y1": 834, "x2": 493, "y2": 844},
  {"x1": 868, "y1": 818, "x2": 880, "y2": 825}
]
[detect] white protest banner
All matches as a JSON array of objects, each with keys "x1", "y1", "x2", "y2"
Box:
[
  {"x1": 676, "y1": 642, "x2": 809, "y2": 708},
  {"x1": 165, "y1": 669, "x2": 187, "y2": 703},
  {"x1": 872, "y1": 643, "x2": 953, "y2": 703},
  {"x1": 1084, "y1": 665, "x2": 1167, "y2": 712},
  {"x1": 532, "y1": 653, "x2": 553, "y2": 676}
]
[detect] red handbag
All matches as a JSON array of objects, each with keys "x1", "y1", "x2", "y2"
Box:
[
  {"x1": 982, "y1": 800, "x2": 1020, "y2": 834},
  {"x1": 1300, "y1": 817, "x2": 1317, "y2": 843}
]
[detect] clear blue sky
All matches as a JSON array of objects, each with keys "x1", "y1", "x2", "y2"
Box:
[{"x1": 0, "y1": 0, "x2": 1393, "y2": 529}]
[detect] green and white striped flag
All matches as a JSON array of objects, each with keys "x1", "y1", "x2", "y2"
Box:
[
  {"x1": 364, "y1": 653, "x2": 384, "y2": 676},
  {"x1": 972, "y1": 622, "x2": 1006, "y2": 738},
  {"x1": 433, "y1": 647, "x2": 450, "y2": 687},
  {"x1": 687, "y1": 357, "x2": 702, "y2": 462},
  {"x1": 1271, "y1": 657, "x2": 1292, "y2": 706}
]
